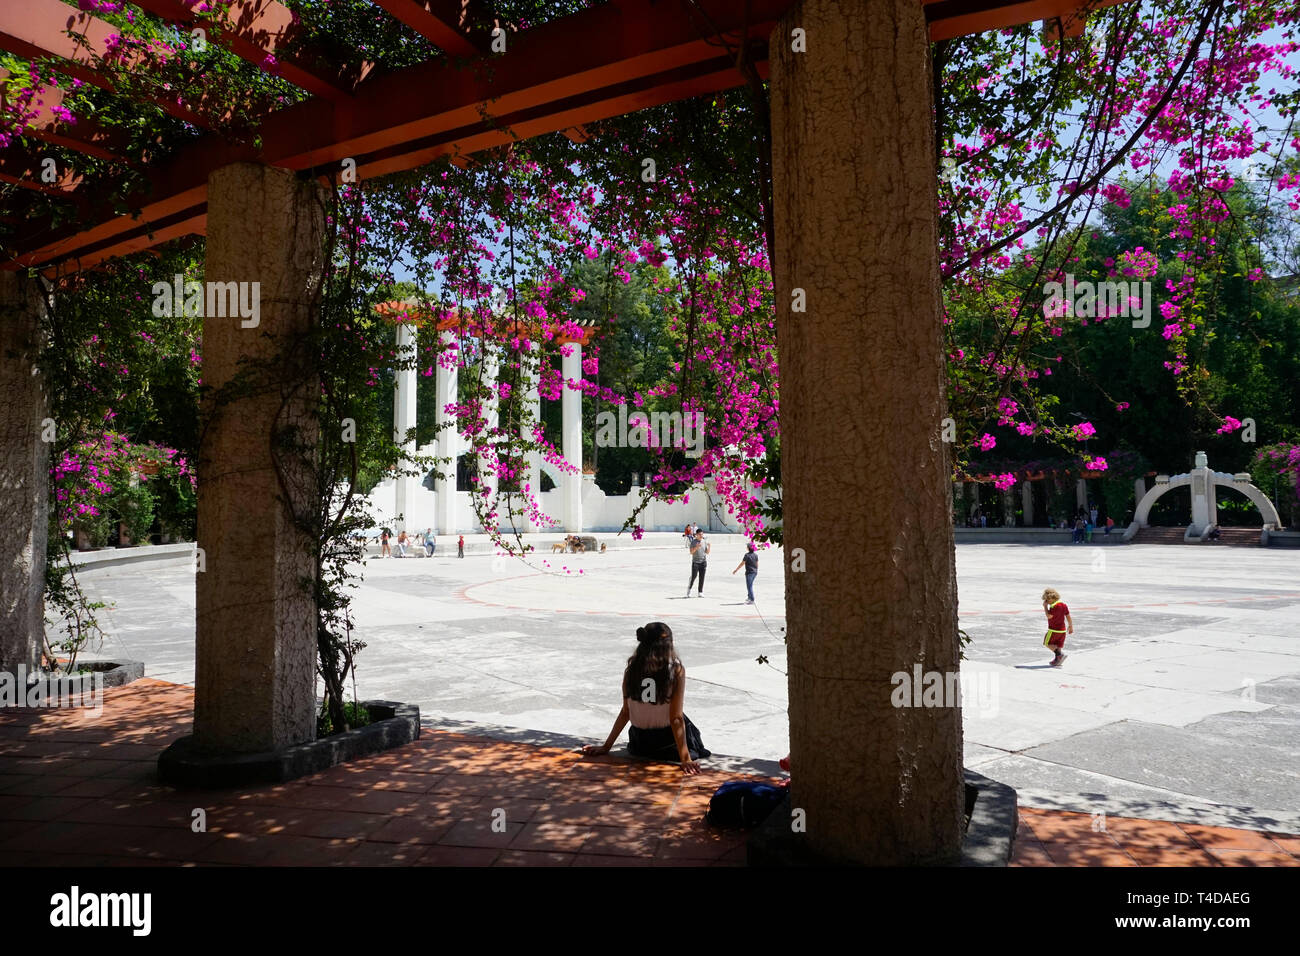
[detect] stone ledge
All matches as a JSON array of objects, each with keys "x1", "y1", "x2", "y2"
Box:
[
  {"x1": 746, "y1": 768, "x2": 1018, "y2": 866},
  {"x1": 158, "y1": 700, "x2": 420, "y2": 789},
  {"x1": 67, "y1": 542, "x2": 196, "y2": 572},
  {"x1": 19, "y1": 659, "x2": 144, "y2": 695}
]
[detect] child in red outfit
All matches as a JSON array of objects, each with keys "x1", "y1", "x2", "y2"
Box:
[{"x1": 1041, "y1": 588, "x2": 1073, "y2": 667}]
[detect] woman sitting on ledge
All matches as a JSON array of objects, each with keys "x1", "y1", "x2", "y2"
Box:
[{"x1": 582, "y1": 621, "x2": 711, "y2": 775}]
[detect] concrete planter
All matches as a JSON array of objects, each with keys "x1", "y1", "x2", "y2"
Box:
[
  {"x1": 158, "y1": 699, "x2": 421, "y2": 789},
  {"x1": 25, "y1": 659, "x2": 144, "y2": 696}
]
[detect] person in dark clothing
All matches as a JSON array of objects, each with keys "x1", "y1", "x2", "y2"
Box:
[
  {"x1": 686, "y1": 530, "x2": 709, "y2": 597},
  {"x1": 732, "y1": 542, "x2": 759, "y2": 604}
]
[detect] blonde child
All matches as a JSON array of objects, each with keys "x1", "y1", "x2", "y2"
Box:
[{"x1": 1041, "y1": 588, "x2": 1073, "y2": 667}]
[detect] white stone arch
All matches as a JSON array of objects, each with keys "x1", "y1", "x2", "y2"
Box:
[
  {"x1": 1125, "y1": 468, "x2": 1280, "y2": 539},
  {"x1": 1211, "y1": 472, "x2": 1281, "y2": 529},
  {"x1": 539, "y1": 459, "x2": 565, "y2": 491},
  {"x1": 1130, "y1": 474, "x2": 1191, "y2": 531}
]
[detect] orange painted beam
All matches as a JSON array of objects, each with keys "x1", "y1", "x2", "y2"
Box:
[
  {"x1": 922, "y1": 0, "x2": 1130, "y2": 43},
  {"x1": 9, "y1": 0, "x2": 1135, "y2": 270},
  {"x1": 0, "y1": 70, "x2": 132, "y2": 164},
  {"x1": 0, "y1": 148, "x2": 85, "y2": 196},
  {"x1": 376, "y1": 300, "x2": 598, "y2": 345},
  {"x1": 369, "y1": 0, "x2": 485, "y2": 58},
  {"x1": 0, "y1": 0, "x2": 213, "y2": 128},
  {"x1": 131, "y1": 0, "x2": 364, "y2": 101},
  {"x1": 12, "y1": 0, "x2": 785, "y2": 267}
]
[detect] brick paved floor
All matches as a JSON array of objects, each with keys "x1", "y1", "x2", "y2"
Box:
[
  {"x1": 0, "y1": 679, "x2": 1294, "y2": 866},
  {"x1": 1011, "y1": 807, "x2": 1300, "y2": 866}
]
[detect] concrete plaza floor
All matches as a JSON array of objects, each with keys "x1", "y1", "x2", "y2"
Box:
[
  {"x1": 2, "y1": 679, "x2": 1295, "y2": 867},
  {"x1": 73, "y1": 534, "x2": 1300, "y2": 832}
]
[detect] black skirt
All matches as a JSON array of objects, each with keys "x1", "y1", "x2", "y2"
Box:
[{"x1": 627, "y1": 714, "x2": 711, "y2": 762}]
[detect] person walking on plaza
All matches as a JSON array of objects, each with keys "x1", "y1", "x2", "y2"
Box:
[
  {"x1": 1041, "y1": 587, "x2": 1073, "y2": 667},
  {"x1": 457, "y1": 534, "x2": 465, "y2": 558},
  {"x1": 423, "y1": 528, "x2": 435, "y2": 557},
  {"x1": 732, "y1": 542, "x2": 759, "y2": 604},
  {"x1": 380, "y1": 528, "x2": 391, "y2": 558},
  {"x1": 686, "y1": 530, "x2": 710, "y2": 597}
]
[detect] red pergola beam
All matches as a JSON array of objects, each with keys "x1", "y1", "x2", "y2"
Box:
[
  {"x1": 368, "y1": 1, "x2": 485, "y2": 58},
  {"x1": 0, "y1": 0, "x2": 213, "y2": 128},
  {"x1": 130, "y1": 0, "x2": 363, "y2": 102},
  {"x1": 13, "y1": 0, "x2": 787, "y2": 267},
  {"x1": 10, "y1": 0, "x2": 1134, "y2": 270},
  {"x1": 0, "y1": 71, "x2": 133, "y2": 164},
  {"x1": 0, "y1": 149, "x2": 85, "y2": 196},
  {"x1": 922, "y1": 0, "x2": 1129, "y2": 42}
]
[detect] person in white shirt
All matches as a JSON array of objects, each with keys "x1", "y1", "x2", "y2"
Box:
[{"x1": 581, "y1": 622, "x2": 710, "y2": 774}]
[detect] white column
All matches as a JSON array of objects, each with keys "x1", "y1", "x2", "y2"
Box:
[
  {"x1": 521, "y1": 353, "x2": 542, "y2": 533},
  {"x1": 479, "y1": 343, "x2": 499, "y2": 532},
  {"x1": 1133, "y1": 476, "x2": 1147, "y2": 518},
  {"x1": 1190, "y1": 450, "x2": 1215, "y2": 534},
  {"x1": 392, "y1": 321, "x2": 418, "y2": 533},
  {"x1": 561, "y1": 342, "x2": 583, "y2": 532},
  {"x1": 434, "y1": 329, "x2": 459, "y2": 534}
]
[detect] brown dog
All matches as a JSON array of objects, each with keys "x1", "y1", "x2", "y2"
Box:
[{"x1": 551, "y1": 542, "x2": 566, "y2": 553}]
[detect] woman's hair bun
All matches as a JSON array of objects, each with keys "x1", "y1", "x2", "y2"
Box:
[{"x1": 635, "y1": 626, "x2": 646, "y2": 642}]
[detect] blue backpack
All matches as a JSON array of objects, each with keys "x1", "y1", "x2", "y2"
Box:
[{"x1": 706, "y1": 780, "x2": 788, "y2": 829}]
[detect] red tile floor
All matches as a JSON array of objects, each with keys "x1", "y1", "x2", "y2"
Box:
[{"x1": 0, "y1": 679, "x2": 1295, "y2": 866}]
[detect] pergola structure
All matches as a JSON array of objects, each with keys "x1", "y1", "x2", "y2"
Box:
[
  {"x1": 0, "y1": 0, "x2": 1118, "y2": 866},
  {"x1": 373, "y1": 300, "x2": 596, "y2": 534}
]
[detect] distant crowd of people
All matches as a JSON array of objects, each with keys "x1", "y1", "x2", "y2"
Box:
[
  {"x1": 377, "y1": 528, "x2": 464, "y2": 558},
  {"x1": 961, "y1": 504, "x2": 1126, "y2": 540}
]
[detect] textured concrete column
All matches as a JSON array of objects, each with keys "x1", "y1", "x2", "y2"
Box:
[
  {"x1": 1021, "y1": 479, "x2": 1034, "y2": 526},
  {"x1": 0, "y1": 274, "x2": 48, "y2": 674},
  {"x1": 434, "y1": 329, "x2": 459, "y2": 533},
  {"x1": 392, "y1": 321, "x2": 418, "y2": 533},
  {"x1": 1076, "y1": 478, "x2": 1088, "y2": 510},
  {"x1": 194, "y1": 163, "x2": 324, "y2": 754},
  {"x1": 771, "y1": 0, "x2": 961, "y2": 864},
  {"x1": 561, "y1": 342, "x2": 583, "y2": 532}
]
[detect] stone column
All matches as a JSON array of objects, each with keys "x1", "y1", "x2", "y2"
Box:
[
  {"x1": 1076, "y1": 478, "x2": 1088, "y2": 510},
  {"x1": 1190, "y1": 450, "x2": 1215, "y2": 534},
  {"x1": 193, "y1": 163, "x2": 323, "y2": 754},
  {"x1": 561, "y1": 341, "x2": 583, "y2": 532},
  {"x1": 479, "y1": 343, "x2": 499, "y2": 532},
  {"x1": 1021, "y1": 479, "x2": 1035, "y2": 526},
  {"x1": 520, "y1": 353, "x2": 542, "y2": 533},
  {"x1": 771, "y1": 0, "x2": 961, "y2": 864},
  {"x1": 434, "y1": 329, "x2": 459, "y2": 534},
  {"x1": 392, "y1": 320, "x2": 418, "y2": 533},
  {"x1": 0, "y1": 274, "x2": 49, "y2": 675}
]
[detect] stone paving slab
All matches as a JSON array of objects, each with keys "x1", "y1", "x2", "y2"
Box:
[
  {"x1": 65, "y1": 539, "x2": 1300, "y2": 815},
  {"x1": 1, "y1": 680, "x2": 1295, "y2": 867}
]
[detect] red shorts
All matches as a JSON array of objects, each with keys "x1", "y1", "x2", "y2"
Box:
[{"x1": 1044, "y1": 630, "x2": 1066, "y2": 649}]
